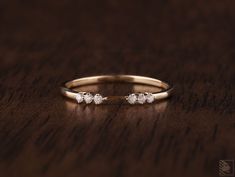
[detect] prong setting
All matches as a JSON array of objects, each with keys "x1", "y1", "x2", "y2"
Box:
[
  {"x1": 84, "y1": 93, "x2": 93, "y2": 104},
  {"x1": 75, "y1": 93, "x2": 84, "y2": 103},
  {"x1": 146, "y1": 93, "x2": 155, "y2": 103},
  {"x1": 137, "y1": 93, "x2": 146, "y2": 104},
  {"x1": 94, "y1": 94, "x2": 104, "y2": 105},
  {"x1": 126, "y1": 92, "x2": 155, "y2": 104},
  {"x1": 126, "y1": 94, "x2": 137, "y2": 104},
  {"x1": 75, "y1": 92, "x2": 104, "y2": 104}
]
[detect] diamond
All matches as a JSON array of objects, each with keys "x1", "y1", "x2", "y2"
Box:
[
  {"x1": 127, "y1": 94, "x2": 137, "y2": 104},
  {"x1": 146, "y1": 93, "x2": 154, "y2": 103},
  {"x1": 84, "y1": 93, "x2": 93, "y2": 104},
  {"x1": 94, "y1": 94, "x2": 103, "y2": 104},
  {"x1": 75, "y1": 93, "x2": 83, "y2": 103},
  {"x1": 137, "y1": 93, "x2": 146, "y2": 104}
]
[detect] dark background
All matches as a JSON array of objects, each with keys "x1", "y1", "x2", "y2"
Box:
[{"x1": 0, "y1": 0, "x2": 235, "y2": 177}]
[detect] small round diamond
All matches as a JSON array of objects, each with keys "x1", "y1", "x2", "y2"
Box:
[
  {"x1": 94, "y1": 94, "x2": 103, "y2": 104},
  {"x1": 137, "y1": 93, "x2": 146, "y2": 104},
  {"x1": 127, "y1": 94, "x2": 137, "y2": 104},
  {"x1": 75, "y1": 93, "x2": 83, "y2": 103},
  {"x1": 84, "y1": 93, "x2": 93, "y2": 104},
  {"x1": 146, "y1": 93, "x2": 154, "y2": 103}
]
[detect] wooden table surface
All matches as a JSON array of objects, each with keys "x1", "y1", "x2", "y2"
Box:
[{"x1": 0, "y1": 1, "x2": 235, "y2": 177}]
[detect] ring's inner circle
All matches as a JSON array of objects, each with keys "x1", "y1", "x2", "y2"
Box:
[
  {"x1": 72, "y1": 83, "x2": 163, "y2": 95},
  {"x1": 65, "y1": 75, "x2": 169, "y2": 91}
]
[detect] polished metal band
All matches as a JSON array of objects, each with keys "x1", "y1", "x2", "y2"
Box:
[{"x1": 61, "y1": 75, "x2": 173, "y2": 105}]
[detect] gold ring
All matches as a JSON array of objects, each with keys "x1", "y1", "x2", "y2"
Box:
[{"x1": 61, "y1": 75, "x2": 173, "y2": 105}]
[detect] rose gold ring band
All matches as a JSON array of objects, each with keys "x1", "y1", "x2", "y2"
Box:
[{"x1": 61, "y1": 75, "x2": 173, "y2": 105}]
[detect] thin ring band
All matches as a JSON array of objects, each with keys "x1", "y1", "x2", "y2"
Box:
[{"x1": 61, "y1": 75, "x2": 173, "y2": 105}]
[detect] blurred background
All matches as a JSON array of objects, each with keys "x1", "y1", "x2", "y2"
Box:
[{"x1": 1, "y1": 0, "x2": 234, "y2": 76}]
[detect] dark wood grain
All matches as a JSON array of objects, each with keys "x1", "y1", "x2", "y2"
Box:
[{"x1": 0, "y1": 0, "x2": 235, "y2": 177}]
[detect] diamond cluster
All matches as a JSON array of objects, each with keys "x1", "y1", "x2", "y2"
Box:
[
  {"x1": 75, "y1": 92, "x2": 104, "y2": 105},
  {"x1": 75, "y1": 92, "x2": 155, "y2": 105},
  {"x1": 126, "y1": 93, "x2": 155, "y2": 104}
]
